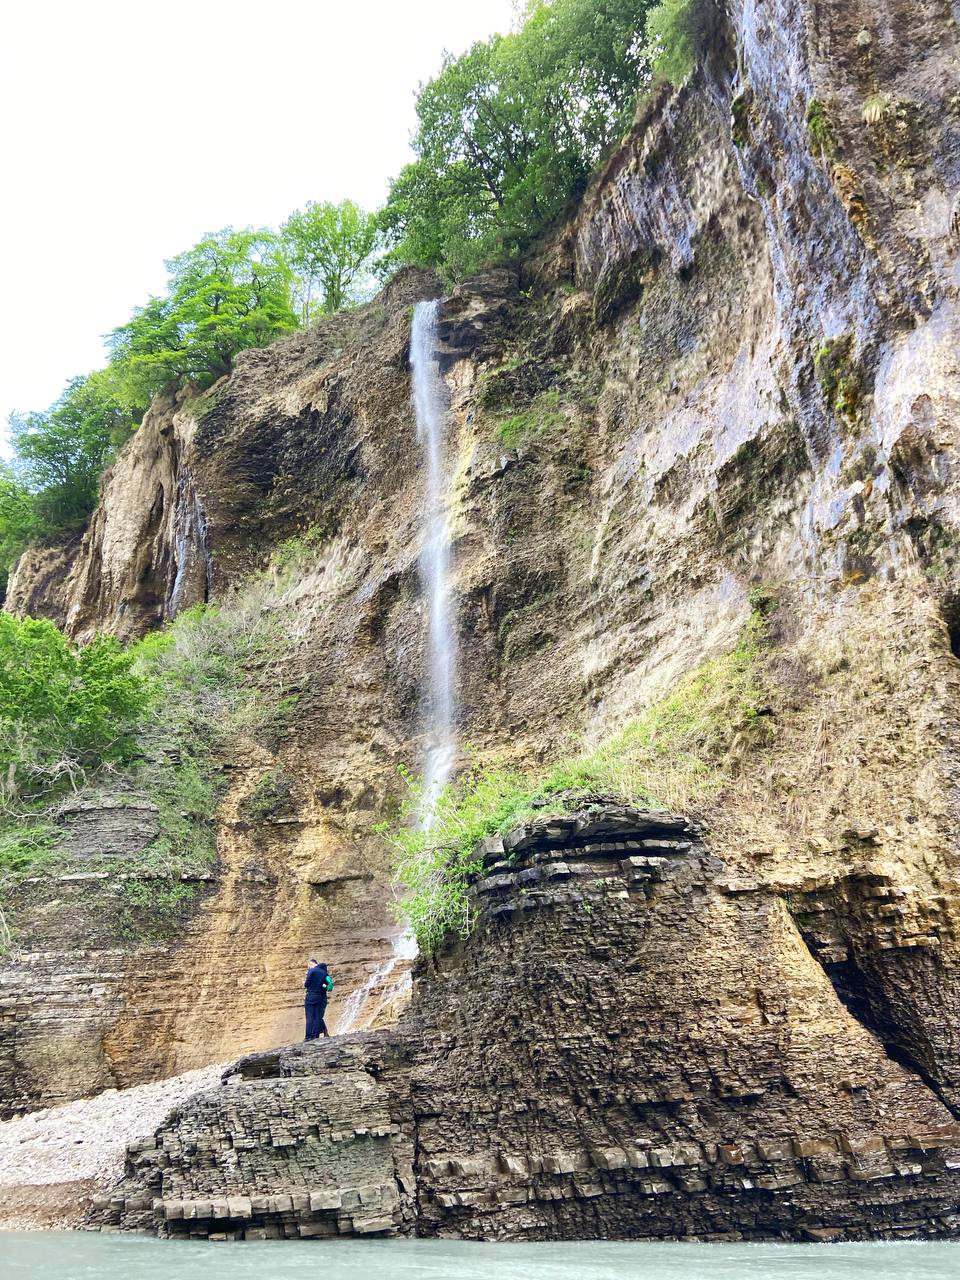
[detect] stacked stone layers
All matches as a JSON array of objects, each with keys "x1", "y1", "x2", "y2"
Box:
[
  {"x1": 90, "y1": 806, "x2": 960, "y2": 1242},
  {"x1": 90, "y1": 1037, "x2": 416, "y2": 1240}
]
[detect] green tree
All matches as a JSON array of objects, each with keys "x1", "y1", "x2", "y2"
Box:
[
  {"x1": 0, "y1": 614, "x2": 148, "y2": 804},
  {"x1": 281, "y1": 200, "x2": 379, "y2": 319},
  {"x1": 381, "y1": 0, "x2": 653, "y2": 279},
  {"x1": 9, "y1": 370, "x2": 134, "y2": 532},
  {"x1": 107, "y1": 227, "x2": 297, "y2": 399},
  {"x1": 0, "y1": 469, "x2": 41, "y2": 586}
]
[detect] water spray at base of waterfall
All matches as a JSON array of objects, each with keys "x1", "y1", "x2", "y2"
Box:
[
  {"x1": 339, "y1": 299, "x2": 456, "y2": 1033},
  {"x1": 335, "y1": 932, "x2": 420, "y2": 1035}
]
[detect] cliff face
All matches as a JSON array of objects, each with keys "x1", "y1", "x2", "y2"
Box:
[
  {"x1": 6, "y1": 397, "x2": 211, "y2": 642},
  {"x1": 93, "y1": 805, "x2": 960, "y2": 1242},
  {"x1": 5, "y1": 3, "x2": 960, "y2": 1240}
]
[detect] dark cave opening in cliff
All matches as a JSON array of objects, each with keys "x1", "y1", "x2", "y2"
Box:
[
  {"x1": 823, "y1": 957, "x2": 956, "y2": 1117},
  {"x1": 944, "y1": 596, "x2": 960, "y2": 661}
]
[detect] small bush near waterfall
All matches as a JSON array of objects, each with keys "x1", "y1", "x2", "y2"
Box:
[{"x1": 381, "y1": 607, "x2": 775, "y2": 951}]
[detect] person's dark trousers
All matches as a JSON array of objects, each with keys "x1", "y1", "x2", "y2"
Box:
[{"x1": 305, "y1": 1000, "x2": 328, "y2": 1040}]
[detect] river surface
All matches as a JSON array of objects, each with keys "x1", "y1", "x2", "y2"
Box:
[{"x1": 3, "y1": 1233, "x2": 960, "y2": 1280}]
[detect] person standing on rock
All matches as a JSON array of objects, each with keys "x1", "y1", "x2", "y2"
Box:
[{"x1": 304, "y1": 957, "x2": 332, "y2": 1040}]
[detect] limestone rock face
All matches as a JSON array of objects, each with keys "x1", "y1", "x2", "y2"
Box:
[
  {"x1": 5, "y1": 4, "x2": 960, "y2": 1221},
  {"x1": 6, "y1": 396, "x2": 211, "y2": 643},
  {"x1": 92, "y1": 807, "x2": 960, "y2": 1241}
]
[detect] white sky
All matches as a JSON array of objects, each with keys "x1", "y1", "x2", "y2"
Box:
[{"x1": 0, "y1": 0, "x2": 517, "y2": 435}]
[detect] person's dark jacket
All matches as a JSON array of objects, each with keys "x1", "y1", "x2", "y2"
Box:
[{"x1": 304, "y1": 963, "x2": 328, "y2": 1005}]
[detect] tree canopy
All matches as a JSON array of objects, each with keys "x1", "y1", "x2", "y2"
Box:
[
  {"x1": 8, "y1": 371, "x2": 132, "y2": 529},
  {"x1": 380, "y1": 0, "x2": 654, "y2": 279},
  {"x1": 282, "y1": 200, "x2": 379, "y2": 320},
  {"x1": 0, "y1": 370, "x2": 139, "y2": 590},
  {"x1": 107, "y1": 228, "x2": 298, "y2": 402}
]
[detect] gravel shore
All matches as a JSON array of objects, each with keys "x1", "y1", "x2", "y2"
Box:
[{"x1": 0, "y1": 1063, "x2": 225, "y2": 1227}]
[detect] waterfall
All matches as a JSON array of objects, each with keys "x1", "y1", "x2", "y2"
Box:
[
  {"x1": 334, "y1": 932, "x2": 419, "y2": 1035},
  {"x1": 337, "y1": 300, "x2": 455, "y2": 1035},
  {"x1": 410, "y1": 298, "x2": 457, "y2": 824},
  {"x1": 167, "y1": 480, "x2": 213, "y2": 619}
]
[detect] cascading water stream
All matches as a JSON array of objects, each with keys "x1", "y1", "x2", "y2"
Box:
[
  {"x1": 410, "y1": 297, "x2": 457, "y2": 825},
  {"x1": 336, "y1": 299, "x2": 455, "y2": 1033}
]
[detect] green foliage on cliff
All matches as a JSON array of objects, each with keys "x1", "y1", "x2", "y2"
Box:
[
  {"x1": 495, "y1": 388, "x2": 566, "y2": 448},
  {"x1": 644, "y1": 0, "x2": 717, "y2": 85},
  {"x1": 241, "y1": 767, "x2": 295, "y2": 822},
  {"x1": 806, "y1": 98, "x2": 838, "y2": 161},
  {"x1": 0, "y1": 370, "x2": 142, "y2": 590},
  {"x1": 0, "y1": 821, "x2": 59, "y2": 878},
  {"x1": 107, "y1": 228, "x2": 298, "y2": 401},
  {"x1": 128, "y1": 599, "x2": 295, "y2": 871},
  {"x1": 815, "y1": 334, "x2": 861, "y2": 424},
  {"x1": 0, "y1": 614, "x2": 148, "y2": 808},
  {"x1": 378, "y1": 765, "x2": 531, "y2": 948},
  {"x1": 0, "y1": 574, "x2": 305, "y2": 908},
  {"x1": 380, "y1": 0, "x2": 718, "y2": 278},
  {"x1": 383, "y1": 606, "x2": 773, "y2": 950},
  {"x1": 380, "y1": 0, "x2": 655, "y2": 279},
  {"x1": 115, "y1": 877, "x2": 201, "y2": 944},
  {"x1": 282, "y1": 201, "x2": 379, "y2": 320}
]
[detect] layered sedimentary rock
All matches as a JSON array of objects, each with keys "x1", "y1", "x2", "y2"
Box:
[
  {"x1": 4, "y1": 0, "x2": 960, "y2": 1197},
  {"x1": 6, "y1": 395, "x2": 212, "y2": 643},
  {"x1": 0, "y1": 763, "x2": 406, "y2": 1117},
  {"x1": 91, "y1": 805, "x2": 960, "y2": 1242}
]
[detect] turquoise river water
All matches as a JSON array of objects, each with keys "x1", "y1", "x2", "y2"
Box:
[{"x1": 2, "y1": 1234, "x2": 960, "y2": 1280}]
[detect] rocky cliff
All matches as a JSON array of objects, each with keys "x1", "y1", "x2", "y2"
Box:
[
  {"x1": 6, "y1": 0, "x2": 960, "y2": 1241},
  {"x1": 91, "y1": 804, "x2": 960, "y2": 1241}
]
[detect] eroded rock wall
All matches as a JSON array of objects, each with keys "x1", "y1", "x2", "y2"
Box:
[
  {"x1": 6, "y1": 395, "x2": 212, "y2": 642},
  {"x1": 92, "y1": 806, "x2": 960, "y2": 1242},
  {"x1": 5, "y1": 0, "x2": 960, "y2": 1139}
]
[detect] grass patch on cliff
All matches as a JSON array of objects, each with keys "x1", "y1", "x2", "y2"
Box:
[
  {"x1": 0, "y1": 821, "x2": 60, "y2": 878},
  {"x1": 814, "y1": 334, "x2": 862, "y2": 425},
  {"x1": 0, "y1": 584, "x2": 302, "y2": 915},
  {"x1": 126, "y1": 601, "x2": 297, "y2": 871},
  {"x1": 807, "y1": 98, "x2": 838, "y2": 161},
  {"x1": 114, "y1": 877, "x2": 203, "y2": 943},
  {"x1": 240, "y1": 766, "x2": 295, "y2": 822},
  {"x1": 495, "y1": 389, "x2": 566, "y2": 450},
  {"x1": 381, "y1": 603, "x2": 775, "y2": 950}
]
